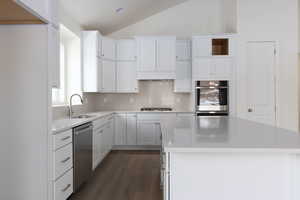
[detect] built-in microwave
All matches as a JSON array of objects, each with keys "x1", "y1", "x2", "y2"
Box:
[{"x1": 195, "y1": 81, "x2": 229, "y2": 116}]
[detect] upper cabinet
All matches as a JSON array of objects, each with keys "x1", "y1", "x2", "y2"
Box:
[
  {"x1": 100, "y1": 37, "x2": 115, "y2": 60},
  {"x1": 192, "y1": 35, "x2": 235, "y2": 80},
  {"x1": 82, "y1": 31, "x2": 102, "y2": 92},
  {"x1": 174, "y1": 40, "x2": 192, "y2": 93},
  {"x1": 176, "y1": 40, "x2": 191, "y2": 61},
  {"x1": 0, "y1": 0, "x2": 55, "y2": 24},
  {"x1": 116, "y1": 40, "x2": 137, "y2": 61},
  {"x1": 136, "y1": 36, "x2": 176, "y2": 80},
  {"x1": 193, "y1": 35, "x2": 235, "y2": 58}
]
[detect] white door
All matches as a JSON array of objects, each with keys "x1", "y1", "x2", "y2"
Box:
[
  {"x1": 137, "y1": 38, "x2": 156, "y2": 72},
  {"x1": 101, "y1": 60, "x2": 116, "y2": 92},
  {"x1": 246, "y1": 41, "x2": 276, "y2": 125},
  {"x1": 126, "y1": 114, "x2": 137, "y2": 145},
  {"x1": 212, "y1": 57, "x2": 232, "y2": 80},
  {"x1": 101, "y1": 37, "x2": 115, "y2": 60},
  {"x1": 157, "y1": 37, "x2": 176, "y2": 72},
  {"x1": 116, "y1": 40, "x2": 136, "y2": 61},
  {"x1": 137, "y1": 122, "x2": 157, "y2": 145},
  {"x1": 193, "y1": 37, "x2": 212, "y2": 57},
  {"x1": 116, "y1": 62, "x2": 138, "y2": 93},
  {"x1": 192, "y1": 58, "x2": 211, "y2": 79},
  {"x1": 175, "y1": 61, "x2": 191, "y2": 93},
  {"x1": 176, "y1": 40, "x2": 191, "y2": 61},
  {"x1": 114, "y1": 114, "x2": 126, "y2": 145}
]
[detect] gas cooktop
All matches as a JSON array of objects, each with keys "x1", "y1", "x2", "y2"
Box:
[{"x1": 140, "y1": 107, "x2": 173, "y2": 112}]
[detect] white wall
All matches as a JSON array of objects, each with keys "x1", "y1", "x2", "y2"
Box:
[
  {"x1": 236, "y1": 0, "x2": 299, "y2": 131},
  {"x1": 109, "y1": 0, "x2": 225, "y2": 38}
]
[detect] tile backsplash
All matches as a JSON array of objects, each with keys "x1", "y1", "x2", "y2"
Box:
[{"x1": 89, "y1": 80, "x2": 192, "y2": 111}]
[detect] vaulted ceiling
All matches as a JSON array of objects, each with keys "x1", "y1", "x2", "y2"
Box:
[{"x1": 59, "y1": 0, "x2": 189, "y2": 35}]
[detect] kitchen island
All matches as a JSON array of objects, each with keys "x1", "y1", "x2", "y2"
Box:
[{"x1": 160, "y1": 116, "x2": 300, "y2": 200}]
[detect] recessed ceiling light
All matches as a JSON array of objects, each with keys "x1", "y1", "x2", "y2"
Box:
[{"x1": 116, "y1": 8, "x2": 124, "y2": 13}]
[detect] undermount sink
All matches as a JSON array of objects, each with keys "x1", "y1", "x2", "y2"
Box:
[{"x1": 72, "y1": 114, "x2": 96, "y2": 119}]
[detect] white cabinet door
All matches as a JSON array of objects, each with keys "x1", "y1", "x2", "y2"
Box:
[
  {"x1": 101, "y1": 37, "x2": 115, "y2": 60},
  {"x1": 137, "y1": 122, "x2": 157, "y2": 145},
  {"x1": 114, "y1": 114, "x2": 126, "y2": 145},
  {"x1": 101, "y1": 60, "x2": 116, "y2": 92},
  {"x1": 82, "y1": 31, "x2": 101, "y2": 92},
  {"x1": 193, "y1": 37, "x2": 212, "y2": 57},
  {"x1": 49, "y1": 25, "x2": 60, "y2": 88},
  {"x1": 212, "y1": 58, "x2": 232, "y2": 80},
  {"x1": 137, "y1": 38, "x2": 156, "y2": 72},
  {"x1": 16, "y1": 0, "x2": 49, "y2": 22},
  {"x1": 176, "y1": 40, "x2": 191, "y2": 61},
  {"x1": 126, "y1": 114, "x2": 137, "y2": 145},
  {"x1": 192, "y1": 58, "x2": 212, "y2": 79},
  {"x1": 116, "y1": 62, "x2": 138, "y2": 93},
  {"x1": 116, "y1": 40, "x2": 136, "y2": 61},
  {"x1": 156, "y1": 37, "x2": 176, "y2": 72},
  {"x1": 93, "y1": 127, "x2": 104, "y2": 169},
  {"x1": 175, "y1": 61, "x2": 191, "y2": 93}
]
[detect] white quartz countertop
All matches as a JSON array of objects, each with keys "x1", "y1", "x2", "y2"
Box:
[
  {"x1": 52, "y1": 110, "x2": 193, "y2": 134},
  {"x1": 161, "y1": 116, "x2": 300, "y2": 153}
]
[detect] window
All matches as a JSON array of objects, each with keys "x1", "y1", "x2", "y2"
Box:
[{"x1": 52, "y1": 24, "x2": 82, "y2": 106}]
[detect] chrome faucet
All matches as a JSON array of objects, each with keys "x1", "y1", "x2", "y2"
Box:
[{"x1": 69, "y1": 94, "x2": 84, "y2": 118}]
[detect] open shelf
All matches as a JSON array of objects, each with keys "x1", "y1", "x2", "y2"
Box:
[{"x1": 212, "y1": 39, "x2": 229, "y2": 56}]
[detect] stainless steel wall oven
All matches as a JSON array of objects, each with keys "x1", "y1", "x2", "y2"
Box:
[{"x1": 195, "y1": 81, "x2": 229, "y2": 116}]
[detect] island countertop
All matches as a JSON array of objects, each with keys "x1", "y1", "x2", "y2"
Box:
[{"x1": 160, "y1": 116, "x2": 300, "y2": 153}]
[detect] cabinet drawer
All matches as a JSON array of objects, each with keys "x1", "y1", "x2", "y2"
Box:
[
  {"x1": 54, "y1": 144, "x2": 73, "y2": 180},
  {"x1": 54, "y1": 129, "x2": 72, "y2": 150},
  {"x1": 54, "y1": 169, "x2": 73, "y2": 200}
]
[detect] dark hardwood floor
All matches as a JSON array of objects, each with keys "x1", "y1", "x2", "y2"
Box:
[{"x1": 69, "y1": 150, "x2": 163, "y2": 200}]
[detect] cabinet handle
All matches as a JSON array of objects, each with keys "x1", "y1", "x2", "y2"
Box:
[
  {"x1": 61, "y1": 157, "x2": 71, "y2": 163},
  {"x1": 61, "y1": 136, "x2": 71, "y2": 141},
  {"x1": 61, "y1": 184, "x2": 71, "y2": 192}
]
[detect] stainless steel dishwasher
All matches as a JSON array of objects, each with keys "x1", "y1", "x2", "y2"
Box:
[{"x1": 73, "y1": 122, "x2": 93, "y2": 192}]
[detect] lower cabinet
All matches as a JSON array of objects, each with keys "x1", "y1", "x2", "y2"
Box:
[
  {"x1": 92, "y1": 115, "x2": 114, "y2": 170},
  {"x1": 137, "y1": 122, "x2": 161, "y2": 145},
  {"x1": 126, "y1": 114, "x2": 137, "y2": 145},
  {"x1": 53, "y1": 129, "x2": 73, "y2": 200},
  {"x1": 114, "y1": 114, "x2": 127, "y2": 145}
]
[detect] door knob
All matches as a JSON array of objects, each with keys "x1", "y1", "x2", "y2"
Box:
[{"x1": 248, "y1": 108, "x2": 253, "y2": 113}]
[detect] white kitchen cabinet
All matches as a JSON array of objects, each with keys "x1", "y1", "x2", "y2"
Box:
[
  {"x1": 193, "y1": 35, "x2": 235, "y2": 58},
  {"x1": 101, "y1": 60, "x2": 116, "y2": 92},
  {"x1": 126, "y1": 114, "x2": 137, "y2": 145},
  {"x1": 104, "y1": 118, "x2": 114, "y2": 155},
  {"x1": 114, "y1": 114, "x2": 127, "y2": 145},
  {"x1": 136, "y1": 36, "x2": 176, "y2": 79},
  {"x1": 157, "y1": 37, "x2": 176, "y2": 72},
  {"x1": 137, "y1": 122, "x2": 158, "y2": 145},
  {"x1": 49, "y1": 25, "x2": 60, "y2": 88},
  {"x1": 193, "y1": 58, "x2": 232, "y2": 80},
  {"x1": 193, "y1": 37, "x2": 212, "y2": 57},
  {"x1": 82, "y1": 31, "x2": 102, "y2": 92},
  {"x1": 192, "y1": 58, "x2": 211, "y2": 80},
  {"x1": 116, "y1": 39, "x2": 136, "y2": 61},
  {"x1": 176, "y1": 40, "x2": 191, "y2": 61},
  {"x1": 15, "y1": 0, "x2": 49, "y2": 22},
  {"x1": 116, "y1": 62, "x2": 138, "y2": 93},
  {"x1": 100, "y1": 37, "x2": 115, "y2": 60},
  {"x1": 137, "y1": 37, "x2": 156, "y2": 72},
  {"x1": 174, "y1": 61, "x2": 191, "y2": 93},
  {"x1": 93, "y1": 125, "x2": 104, "y2": 169},
  {"x1": 213, "y1": 57, "x2": 232, "y2": 79}
]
